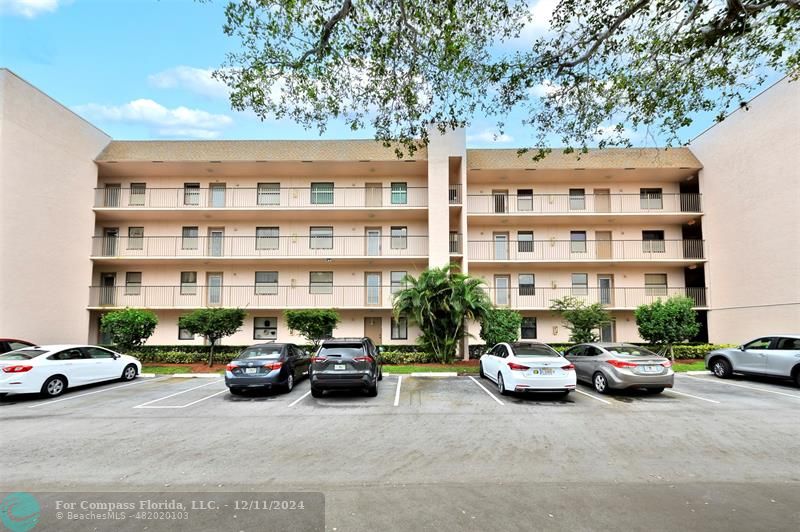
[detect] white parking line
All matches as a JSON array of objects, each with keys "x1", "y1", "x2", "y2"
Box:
[
  {"x1": 574, "y1": 389, "x2": 612, "y2": 405},
  {"x1": 686, "y1": 376, "x2": 800, "y2": 400},
  {"x1": 665, "y1": 389, "x2": 720, "y2": 404},
  {"x1": 394, "y1": 375, "x2": 402, "y2": 407},
  {"x1": 133, "y1": 379, "x2": 223, "y2": 409},
  {"x1": 29, "y1": 377, "x2": 166, "y2": 409},
  {"x1": 468, "y1": 376, "x2": 505, "y2": 406},
  {"x1": 288, "y1": 390, "x2": 312, "y2": 408}
]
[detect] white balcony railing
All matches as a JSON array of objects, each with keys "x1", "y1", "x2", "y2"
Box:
[
  {"x1": 484, "y1": 286, "x2": 708, "y2": 309},
  {"x1": 469, "y1": 239, "x2": 704, "y2": 261},
  {"x1": 467, "y1": 193, "x2": 702, "y2": 214}
]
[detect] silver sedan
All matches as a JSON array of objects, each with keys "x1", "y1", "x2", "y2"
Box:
[
  {"x1": 705, "y1": 335, "x2": 800, "y2": 386},
  {"x1": 563, "y1": 343, "x2": 674, "y2": 394}
]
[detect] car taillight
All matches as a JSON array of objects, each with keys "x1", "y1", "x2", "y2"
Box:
[
  {"x1": 507, "y1": 362, "x2": 529, "y2": 371},
  {"x1": 353, "y1": 355, "x2": 373, "y2": 363},
  {"x1": 561, "y1": 363, "x2": 575, "y2": 371},
  {"x1": 311, "y1": 356, "x2": 327, "y2": 362},
  {"x1": 606, "y1": 359, "x2": 638, "y2": 368},
  {"x1": 264, "y1": 362, "x2": 283, "y2": 370},
  {"x1": 2, "y1": 365, "x2": 33, "y2": 373},
  {"x1": 661, "y1": 360, "x2": 672, "y2": 368},
  {"x1": 225, "y1": 363, "x2": 236, "y2": 371}
]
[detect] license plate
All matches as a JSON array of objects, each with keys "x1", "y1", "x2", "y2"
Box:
[
  {"x1": 245, "y1": 368, "x2": 257, "y2": 374},
  {"x1": 532, "y1": 368, "x2": 554, "y2": 376},
  {"x1": 334, "y1": 364, "x2": 346, "y2": 371},
  {"x1": 641, "y1": 365, "x2": 661, "y2": 373}
]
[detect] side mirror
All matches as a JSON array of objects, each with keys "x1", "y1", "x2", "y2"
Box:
[{"x1": 738, "y1": 345, "x2": 745, "y2": 351}]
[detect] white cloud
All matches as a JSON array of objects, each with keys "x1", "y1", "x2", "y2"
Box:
[
  {"x1": 73, "y1": 99, "x2": 233, "y2": 139},
  {"x1": 529, "y1": 79, "x2": 561, "y2": 97},
  {"x1": 467, "y1": 129, "x2": 514, "y2": 144},
  {"x1": 0, "y1": 0, "x2": 61, "y2": 17},
  {"x1": 528, "y1": 0, "x2": 558, "y2": 31},
  {"x1": 148, "y1": 66, "x2": 231, "y2": 100}
]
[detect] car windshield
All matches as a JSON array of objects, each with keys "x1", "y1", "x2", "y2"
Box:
[
  {"x1": 238, "y1": 346, "x2": 284, "y2": 359},
  {"x1": 0, "y1": 349, "x2": 46, "y2": 360},
  {"x1": 319, "y1": 344, "x2": 364, "y2": 356},
  {"x1": 512, "y1": 345, "x2": 560, "y2": 357},
  {"x1": 606, "y1": 346, "x2": 658, "y2": 357}
]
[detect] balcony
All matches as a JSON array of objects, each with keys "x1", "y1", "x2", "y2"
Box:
[
  {"x1": 467, "y1": 193, "x2": 702, "y2": 224},
  {"x1": 91, "y1": 235, "x2": 429, "y2": 264},
  {"x1": 89, "y1": 285, "x2": 401, "y2": 310},
  {"x1": 484, "y1": 286, "x2": 708, "y2": 310},
  {"x1": 468, "y1": 239, "x2": 705, "y2": 265},
  {"x1": 93, "y1": 185, "x2": 429, "y2": 222},
  {"x1": 449, "y1": 184, "x2": 462, "y2": 205}
]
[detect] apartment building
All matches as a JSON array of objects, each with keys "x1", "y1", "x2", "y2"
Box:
[{"x1": 2, "y1": 69, "x2": 797, "y2": 349}]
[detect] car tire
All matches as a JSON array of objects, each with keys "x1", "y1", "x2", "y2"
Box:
[
  {"x1": 497, "y1": 373, "x2": 510, "y2": 396},
  {"x1": 646, "y1": 387, "x2": 665, "y2": 394},
  {"x1": 41, "y1": 376, "x2": 67, "y2": 398},
  {"x1": 311, "y1": 387, "x2": 324, "y2": 398},
  {"x1": 121, "y1": 364, "x2": 138, "y2": 381},
  {"x1": 711, "y1": 358, "x2": 733, "y2": 379},
  {"x1": 378, "y1": 368, "x2": 383, "y2": 381},
  {"x1": 593, "y1": 372, "x2": 610, "y2": 394},
  {"x1": 229, "y1": 387, "x2": 243, "y2": 396},
  {"x1": 479, "y1": 362, "x2": 486, "y2": 379},
  {"x1": 282, "y1": 371, "x2": 294, "y2": 393},
  {"x1": 366, "y1": 380, "x2": 378, "y2": 397},
  {"x1": 794, "y1": 370, "x2": 800, "y2": 388}
]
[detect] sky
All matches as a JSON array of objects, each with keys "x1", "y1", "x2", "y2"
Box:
[{"x1": 0, "y1": 0, "x2": 785, "y2": 147}]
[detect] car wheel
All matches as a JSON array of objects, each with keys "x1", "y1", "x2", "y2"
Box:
[
  {"x1": 479, "y1": 362, "x2": 486, "y2": 379},
  {"x1": 497, "y1": 373, "x2": 510, "y2": 396},
  {"x1": 283, "y1": 372, "x2": 294, "y2": 393},
  {"x1": 121, "y1": 364, "x2": 137, "y2": 381},
  {"x1": 646, "y1": 387, "x2": 665, "y2": 394},
  {"x1": 711, "y1": 358, "x2": 733, "y2": 379},
  {"x1": 378, "y1": 368, "x2": 383, "y2": 381},
  {"x1": 593, "y1": 372, "x2": 609, "y2": 394},
  {"x1": 794, "y1": 370, "x2": 800, "y2": 388},
  {"x1": 311, "y1": 387, "x2": 324, "y2": 398},
  {"x1": 41, "y1": 376, "x2": 66, "y2": 398},
  {"x1": 229, "y1": 388, "x2": 243, "y2": 396},
  {"x1": 366, "y1": 380, "x2": 378, "y2": 397}
]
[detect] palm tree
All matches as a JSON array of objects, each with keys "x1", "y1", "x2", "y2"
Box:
[{"x1": 393, "y1": 265, "x2": 493, "y2": 363}]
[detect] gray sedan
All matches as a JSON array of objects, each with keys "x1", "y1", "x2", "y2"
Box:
[
  {"x1": 705, "y1": 335, "x2": 800, "y2": 387},
  {"x1": 563, "y1": 343, "x2": 674, "y2": 394}
]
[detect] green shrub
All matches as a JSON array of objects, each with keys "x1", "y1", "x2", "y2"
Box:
[
  {"x1": 178, "y1": 308, "x2": 246, "y2": 366},
  {"x1": 635, "y1": 297, "x2": 701, "y2": 358},
  {"x1": 480, "y1": 309, "x2": 522, "y2": 347},
  {"x1": 379, "y1": 351, "x2": 435, "y2": 364},
  {"x1": 100, "y1": 308, "x2": 158, "y2": 350},
  {"x1": 284, "y1": 309, "x2": 341, "y2": 349}
]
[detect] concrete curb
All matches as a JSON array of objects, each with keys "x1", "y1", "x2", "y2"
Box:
[
  {"x1": 685, "y1": 370, "x2": 713, "y2": 375},
  {"x1": 408, "y1": 372, "x2": 459, "y2": 377},
  {"x1": 139, "y1": 373, "x2": 222, "y2": 378}
]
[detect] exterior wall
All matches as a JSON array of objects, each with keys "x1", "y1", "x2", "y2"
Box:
[
  {"x1": 691, "y1": 78, "x2": 800, "y2": 343},
  {"x1": 427, "y1": 127, "x2": 465, "y2": 267},
  {"x1": 0, "y1": 69, "x2": 110, "y2": 344}
]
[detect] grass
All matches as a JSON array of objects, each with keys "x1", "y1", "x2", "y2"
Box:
[
  {"x1": 382, "y1": 364, "x2": 480, "y2": 374},
  {"x1": 672, "y1": 360, "x2": 707, "y2": 373},
  {"x1": 142, "y1": 365, "x2": 195, "y2": 374}
]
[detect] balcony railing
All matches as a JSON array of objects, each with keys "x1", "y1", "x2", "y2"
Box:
[
  {"x1": 449, "y1": 184, "x2": 462, "y2": 204},
  {"x1": 449, "y1": 233, "x2": 463, "y2": 254},
  {"x1": 484, "y1": 287, "x2": 708, "y2": 309},
  {"x1": 467, "y1": 193, "x2": 702, "y2": 214},
  {"x1": 95, "y1": 186, "x2": 428, "y2": 209},
  {"x1": 89, "y1": 285, "x2": 403, "y2": 309},
  {"x1": 469, "y1": 239, "x2": 704, "y2": 261},
  {"x1": 91, "y1": 235, "x2": 428, "y2": 259}
]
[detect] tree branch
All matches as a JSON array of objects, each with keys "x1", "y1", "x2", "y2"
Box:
[{"x1": 292, "y1": 0, "x2": 354, "y2": 67}]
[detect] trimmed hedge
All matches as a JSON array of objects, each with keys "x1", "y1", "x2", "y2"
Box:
[{"x1": 468, "y1": 343, "x2": 735, "y2": 359}]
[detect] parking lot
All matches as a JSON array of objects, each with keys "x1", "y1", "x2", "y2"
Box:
[{"x1": 2, "y1": 372, "x2": 799, "y2": 531}]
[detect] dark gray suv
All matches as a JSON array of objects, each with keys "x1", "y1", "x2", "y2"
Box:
[{"x1": 310, "y1": 337, "x2": 383, "y2": 397}]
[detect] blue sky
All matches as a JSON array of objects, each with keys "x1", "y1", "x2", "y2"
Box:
[{"x1": 0, "y1": 0, "x2": 783, "y2": 147}]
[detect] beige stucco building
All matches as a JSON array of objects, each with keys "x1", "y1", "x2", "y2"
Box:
[{"x1": 1, "y1": 68, "x2": 797, "y2": 350}]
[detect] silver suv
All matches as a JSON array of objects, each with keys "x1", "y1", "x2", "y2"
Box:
[{"x1": 705, "y1": 335, "x2": 800, "y2": 387}]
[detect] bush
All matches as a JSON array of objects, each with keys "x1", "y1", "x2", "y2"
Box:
[
  {"x1": 100, "y1": 308, "x2": 158, "y2": 351},
  {"x1": 480, "y1": 309, "x2": 522, "y2": 347},
  {"x1": 635, "y1": 297, "x2": 701, "y2": 359},
  {"x1": 284, "y1": 309, "x2": 341, "y2": 349},
  {"x1": 549, "y1": 296, "x2": 612, "y2": 343},
  {"x1": 178, "y1": 308, "x2": 246, "y2": 366},
  {"x1": 379, "y1": 351, "x2": 435, "y2": 364}
]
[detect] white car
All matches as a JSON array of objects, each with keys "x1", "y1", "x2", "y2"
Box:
[
  {"x1": 0, "y1": 345, "x2": 142, "y2": 398},
  {"x1": 480, "y1": 342, "x2": 577, "y2": 396}
]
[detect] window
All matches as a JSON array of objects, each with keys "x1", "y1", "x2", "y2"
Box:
[
  {"x1": 570, "y1": 231, "x2": 587, "y2": 253},
  {"x1": 644, "y1": 273, "x2": 668, "y2": 295},
  {"x1": 518, "y1": 231, "x2": 534, "y2": 253},
  {"x1": 640, "y1": 188, "x2": 663, "y2": 210},
  {"x1": 253, "y1": 317, "x2": 278, "y2": 340},
  {"x1": 391, "y1": 316, "x2": 408, "y2": 340},
  {"x1": 183, "y1": 183, "x2": 200, "y2": 206},
  {"x1": 519, "y1": 274, "x2": 535, "y2": 296},
  {"x1": 642, "y1": 230, "x2": 666, "y2": 253},
  {"x1": 391, "y1": 271, "x2": 407, "y2": 295},
  {"x1": 517, "y1": 189, "x2": 533, "y2": 211},
  {"x1": 256, "y1": 227, "x2": 279, "y2": 250},
  {"x1": 775, "y1": 337, "x2": 800, "y2": 350},
  {"x1": 257, "y1": 183, "x2": 280, "y2": 206},
  {"x1": 181, "y1": 226, "x2": 198, "y2": 250},
  {"x1": 310, "y1": 182, "x2": 334, "y2": 205},
  {"x1": 310, "y1": 271, "x2": 333, "y2": 294},
  {"x1": 743, "y1": 337, "x2": 773, "y2": 350},
  {"x1": 127, "y1": 227, "x2": 144, "y2": 250},
  {"x1": 391, "y1": 182, "x2": 408, "y2": 205},
  {"x1": 129, "y1": 183, "x2": 146, "y2": 206},
  {"x1": 83, "y1": 346, "x2": 115, "y2": 359},
  {"x1": 178, "y1": 327, "x2": 195, "y2": 340},
  {"x1": 521, "y1": 317, "x2": 537, "y2": 339},
  {"x1": 571, "y1": 273, "x2": 588, "y2": 296},
  {"x1": 125, "y1": 272, "x2": 142, "y2": 296},
  {"x1": 255, "y1": 271, "x2": 278, "y2": 295},
  {"x1": 310, "y1": 226, "x2": 333, "y2": 249},
  {"x1": 180, "y1": 271, "x2": 197, "y2": 295},
  {"x1": 569, "y1": 188, "x2": 586, "y2": 210},
  {"x1": 391, "y1": 226, "x2": 408, "y2": 249}
]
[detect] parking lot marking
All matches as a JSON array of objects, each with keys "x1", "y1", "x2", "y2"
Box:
[
  {"x1": 132, "y1": 379, "x2": 223, "y2": 409},
  {"x1": 179, "y1": 389, "x2": 229, "y2": 407},
  {"x1": 28, "y1": 377, "x2": 167, "y2": 409},
  {"x1": 686, "y1": 376, "x2": 800, "y2": 400},
  {"x1": 468, "y1": 376, "x2": 505, "y2": 405},
  {"x1": 287, "y1": 390, "x2": 311, "y2": 408},
  {"x1": 665, "y1": 389, "x2": 720, "y2": 404},
  {"x1": 574, "y1": 389, "x2": 612, "y2": 405},
  {"x1": 394, "y1": 376, "x2": 402, "y2": 407}
]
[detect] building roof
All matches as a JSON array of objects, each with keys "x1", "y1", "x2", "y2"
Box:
[
  {"x1": 96, "y1": 140, "x2": 426, "y2": 162},
  {"x1": 466, "y1": 147, "x2": 701, "y2": 170}
]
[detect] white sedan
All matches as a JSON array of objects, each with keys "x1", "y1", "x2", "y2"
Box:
[
  {"x1": 480, "y1": 342, "x2": 576, "y2": 396},
  {"x1": 0, "y1": 345, "x2": 142, "y2": 398}
]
